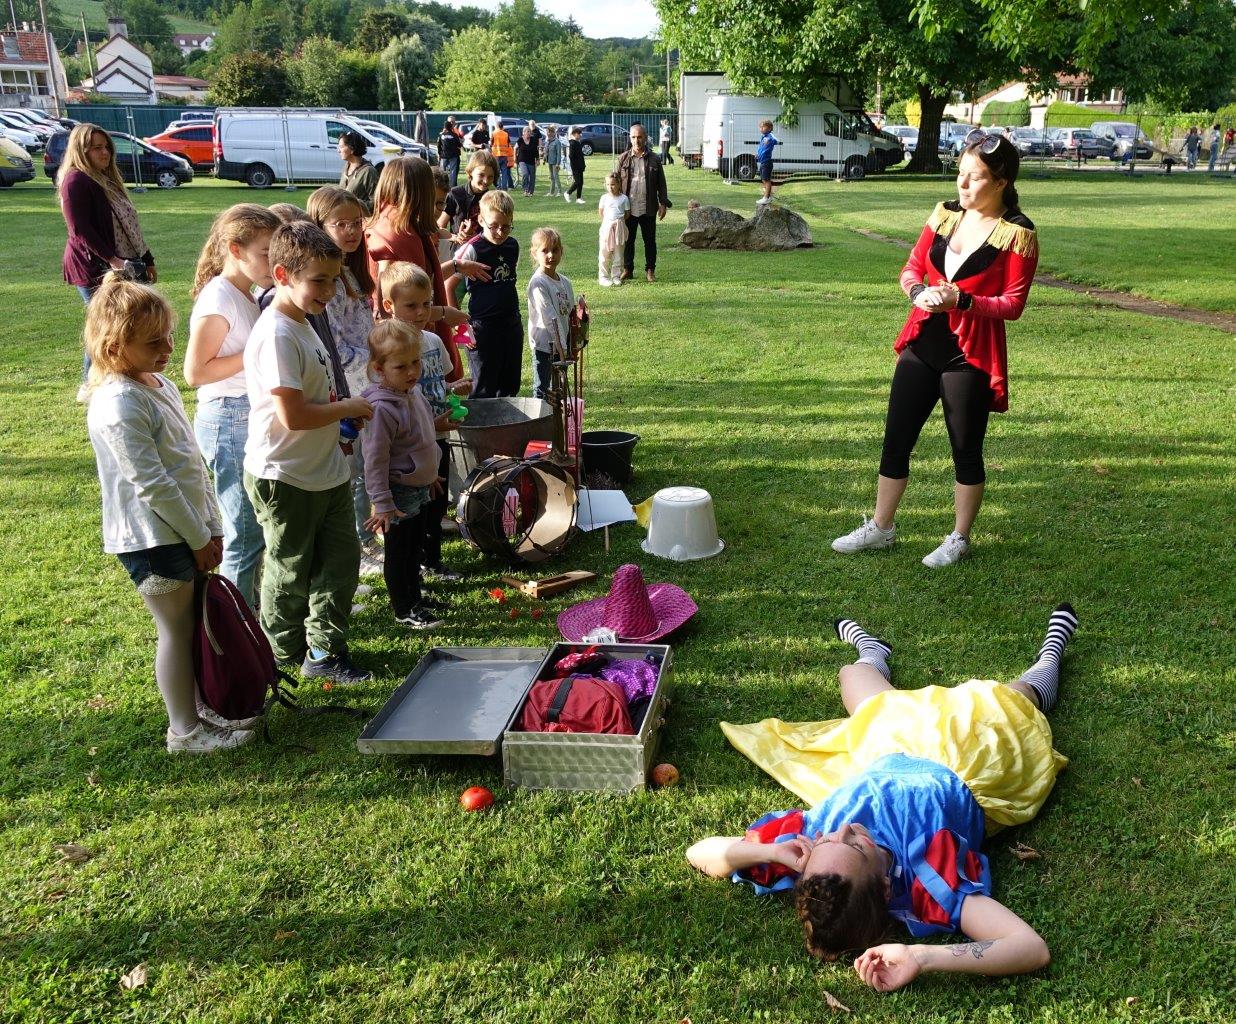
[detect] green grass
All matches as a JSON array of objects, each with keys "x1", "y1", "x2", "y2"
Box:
[
  {"x1": 1, "y1": 169, "x2": 1234, "y2": 1023},
  {"x1": 63, "y1": 0, "x2": 216, "y2": 38}
]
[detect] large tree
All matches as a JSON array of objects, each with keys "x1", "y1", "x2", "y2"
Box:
[
  {"x1": 378, "y1": 33, "x2": 435, "y2": 110},
  {"x1": 527, "y1": 34, "x2": 601, "y2": 109},
  {"x1": 352, "y1": 7, "x2": 412, "y2": 53},
  {"x1": 430, "y1": 25, "x2": 530, "y2": 110},
  {"x1": 289, "y1": 36, "x2": 347, "y2": 107},
  {"x1": 209, "y1": 50, "x2": 290, "y2": 105}
]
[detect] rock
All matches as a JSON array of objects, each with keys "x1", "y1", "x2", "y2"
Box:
[{"x1": 679, "y1": 204, "x2": 813, "y2": 251}]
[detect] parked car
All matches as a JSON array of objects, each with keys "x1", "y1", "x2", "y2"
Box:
[
  {"x1": 0, "y1": 134, "x2": 35, "y2": 186},
  {"x1": 1010, "y1": 127, "x2": 1053, "y2": 156},
  {"x1": 883, "y1": 124, "x2": 918, "y2": 154},
  {"x1": 940, "y1": 123, "x2": 978, "y2": 155},
  {"x1": 145, "y1": 124, "x2": 215, "y2": 170},
  {"x1": 214, "y1": 110, "x2": 406, "y2": 187},
  {"x1": 348, "y1": 118, "x2": 437, "y2": 164},
  {"x1": 1046, "y1": 127, "x2": 1068, "y2": 156},
  {"x1": 571, "y1": 122, "x2": 630, "y2": 156},
  {"x1": 0, "y1": 114, "x2": 45, "y2": 153},
  {"x1": 44, "y1": 130, "x2": 194, "y2": 187},
  {"x1": 1057, "y1": 128, "x2": 1110, "y2": 160},
  {"x1": 1090, "y1": 121, "x2": 1153, "y2": 161}
]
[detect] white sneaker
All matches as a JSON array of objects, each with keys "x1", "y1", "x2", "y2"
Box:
[
  {"x1": 922, "y1": 532, "x2": 971, "y2": 568},
  {"x1": 599, "y1": 278, "x2": 612, "y2": 287},
  {"x1": 167, "y1": 722, "x2": 256, "y2": 754},
  {"x1": 197, "y1": 703, "x2": 262, "y2": 732},
  {"x1": 831, "y1": 516, "x2": 896, "y2": 553},
  {"x1": 757, "y1": 196, "x2": 773, "y2": 205},
  {"x1": 576, "y1": 199, "x2": 585, "y2": 204},
  {"x1": 564, "y1": 193, "x2": 571, "y2": 202}
]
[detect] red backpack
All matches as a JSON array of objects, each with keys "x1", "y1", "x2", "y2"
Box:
[
  {"x1": 520, "y1": 675, "x2": 634, "y2": 735},
  {"x1": 193, "y1": 574, "x2": 363, "y2": 734}
]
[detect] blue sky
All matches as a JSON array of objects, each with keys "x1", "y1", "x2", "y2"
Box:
[{"x1": 456, "y1": 0, "x2": 661, "y2": 39}]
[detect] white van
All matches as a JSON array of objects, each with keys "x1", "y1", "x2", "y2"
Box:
[
  {"x1": 701, "y1": 94, "x2": 902, "y2": 181},
  {"x1": 214, "y1": 108, "x2": 407, "y2": 188}
]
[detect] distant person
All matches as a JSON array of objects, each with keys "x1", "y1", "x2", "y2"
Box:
[
  {"x1": 469, "y1": 119, "x2": 490, "y2": 152},
  {"x1": 597, "y1": 171, "x2": 630, "y2": 287},
  {"x1": 659, "y1": 118, "x2": 674, "y2": 164},
  {"x1": 544, "y1": 125, "x2": 564, "y2": 198},
  {"x1": 490, "y1": 119, "x2": 514, "y2": 191},
  {"x1": 515, "y1": 126, "x2": 540, "y2": 197},
  {"x1": 59, "y1": 123, "x2": 157, "y2": 400},
  {"x1": 756, "y1": 118, "x2": 781, "y2": 206},
  {"x1": 1206, "y1": 123, "x2": 1221, "y2": 172},
  {"x1": 616, "y1": 122, "x2": 669, "y2": 283},
  {"x1": 566, "y1": 126, "x2": 586, "y2": 204},
  {"x1": 528, "y1": 119, "x2": 545, "y2": 155},
  {"x1": 831, "y1": 130, "x2": 1038, "y2": 568},
  {"x1": 438, "y1": 116, "x2": 464, "y2": 187},
  {"x1": 1183, "y1": 126, "x2": 1201, "y2": 170},
  {"x1": 337, "y1": 130, "x2": 378, "y2": 212}
]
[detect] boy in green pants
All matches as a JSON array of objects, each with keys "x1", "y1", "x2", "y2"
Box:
[{"x1": 243, "y1": 221, "x2": 375, "y2": 684}]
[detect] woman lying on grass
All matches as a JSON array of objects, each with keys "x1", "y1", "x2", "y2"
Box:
[{"x1": 688, "y1": 604, "x2": 1078, "y2": 992}]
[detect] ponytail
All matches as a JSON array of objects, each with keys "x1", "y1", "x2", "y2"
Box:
[
  {"x1": 1002, "y1": 181, "x2": 1020, "y2": 212},
  {"x1": 192, "y1": 203, "x2": 282, "y2": 298}
]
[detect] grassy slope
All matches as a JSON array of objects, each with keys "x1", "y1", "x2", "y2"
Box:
[
  {"x1": 770, "y1": 168, "x2": 1236, "y2": 312},
  {"x1": 62, "y1": 0, "x2": 216, "y2": 38},
  {"x1": 0, "y1": 170, "x2": 1233, "y2": 1023}
]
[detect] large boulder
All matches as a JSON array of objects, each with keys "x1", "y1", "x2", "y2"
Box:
[{"x1": 679, "y1": 203, "x2": 813, "y2": 251}]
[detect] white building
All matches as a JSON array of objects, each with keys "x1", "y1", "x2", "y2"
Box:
[
  {"x1": 154, "y1": 75, "x2": 210, "y2": 103},
  {"x1": 945, "y1": 76, "x2": 1127, "y2": 129},
  {"x1": 81, "y1": 19, "x2": 156, "y2": 105},
  {"x1": 173, "y1": 33, "x2": 215, "y2": 57},
  {"x1": 0, "y1": 27, "x2": 68, "y2": 113}
]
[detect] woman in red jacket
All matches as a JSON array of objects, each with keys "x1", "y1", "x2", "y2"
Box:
[{"x1": 832, "y1": 132, "x2": 1038, "y2": 567}]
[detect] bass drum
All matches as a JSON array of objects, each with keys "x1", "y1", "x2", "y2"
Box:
[{"x1": 457, "y1": 456, "x2": 577, "y2": 563}]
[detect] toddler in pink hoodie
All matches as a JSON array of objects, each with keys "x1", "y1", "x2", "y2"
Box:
[{"x1": 361, "y1": 320, "x2": 446, "y2": 630}]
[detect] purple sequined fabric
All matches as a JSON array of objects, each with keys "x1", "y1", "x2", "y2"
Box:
[{"x1": 600, "y1": 659, "x2": 659, "y2": 703}]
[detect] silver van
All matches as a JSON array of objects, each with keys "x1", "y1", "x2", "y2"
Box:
[{"x1": 214, "y1": 108, "x2": 407, "y2": 188}]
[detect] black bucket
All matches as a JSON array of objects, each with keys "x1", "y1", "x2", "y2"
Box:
[{"x1": 580, "y1": 430, "x2": 640, "y2": 488}]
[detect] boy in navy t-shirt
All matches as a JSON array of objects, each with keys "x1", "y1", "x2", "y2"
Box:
[
  {"x1": 756, "y1": 119, "x2": 781, "y2": 206},
  {"x1": 455, "y1": 189, "x2": 522, "y2": 397}
]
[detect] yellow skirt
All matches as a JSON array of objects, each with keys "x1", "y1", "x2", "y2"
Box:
[{"x1": 720, "y1": 680, "x2": 1068, "y2": 833}]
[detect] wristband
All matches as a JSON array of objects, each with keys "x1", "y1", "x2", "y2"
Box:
[
  {"x1": 909, "y1": 284, "x2": 927, "y2": 301},
  {"x1": 956, "y1": 290, "x2": 973, "y2": 311}
]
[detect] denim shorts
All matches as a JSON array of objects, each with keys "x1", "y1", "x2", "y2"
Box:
[
  {"x1": 391, "y1": 483, "x2": 431, "y2": 518},
  {"x1": 759, "y1": 160, "x2": 774, "y2": 182},
  {"x1": 117, "y1": 542, "x2": 196, "y2": 595}
]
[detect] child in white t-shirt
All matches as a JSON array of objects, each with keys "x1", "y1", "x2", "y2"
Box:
[
  {"x1": 597, "y1": 172, "x2": 631, "y2": 286},
  {"x1": 242, "y1": 221, "x2": 374, "y2": 685},
  {"x1": 184, "y1": 203, "x2": 281, "y2": 609},
  {"x1": 526, "y1": 227, "x2": 574, "y2": 399}
]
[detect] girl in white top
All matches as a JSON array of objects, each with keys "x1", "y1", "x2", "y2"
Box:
[
  {"x1": 86, "y1": 274, "x2": 255, "y2": 756},
  {"x1": 308, "y1": 186, "x2": 379, "y2": 550},
  {"x1": 184, "y1": 203, "x2": 280, "y2": 610},
  {"x1": 597, "y1": 172, "x2": 631, "y2": 286},
  {"x1": 526, "y1": 227, "x2": 575, "y2": 399}
]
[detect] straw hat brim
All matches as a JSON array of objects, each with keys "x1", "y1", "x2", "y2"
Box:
[{"x1": 557, "y1": 583, "x2": 698, "y2": 643}]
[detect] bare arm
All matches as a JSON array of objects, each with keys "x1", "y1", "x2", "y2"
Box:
[
  {"x1": 270, "y1": 387, "x2": 372, "y2": 432},
  {"x1": 686, "y1": 836, "x2": 810, "y2": 879},
  {"x1": 184, "y1": 313, "x2": 243, "y2": 387},
  {"x1": 852, "y1": 894, "x2": 1050, "y2": 993}
]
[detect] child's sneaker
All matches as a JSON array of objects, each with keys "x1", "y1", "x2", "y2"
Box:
[
  {"x1": 421, "y1": 564, "x2": 463, "y2": 583},
  {"x1": 359, "y1": 540, "x2": 384, "y2": 577},
  {"x1": 831, "y1": 516, "x2": 896, "y2": 553},
  {"x1": 599, "y1": 278, "x2": 612, "y2": 287},
  {"x1": 196, "y1": 702, "x2": 262, "y2": 732},
  {"x1": 922, "y1": 531, "x2": 970, "y2": 568},
  {"x1": 575, "y1": 198, "x2": 585, "y2": 205},
  {"x1": 395, "y1": 604, "x2": 445, "y2": 630},
  {"x1": 564, "y1": 193, "x2": 571, "y2": 202},
  {"x1": 167, "y1": 722, "x2": 256, "y2": 754},
  {"x1": 301, "y1": 649, "x2": 373, "y2": 685}
]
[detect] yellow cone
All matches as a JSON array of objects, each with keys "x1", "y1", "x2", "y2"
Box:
[{"x1": 632, "y1": 495, "x2": 655, "y2": 529}]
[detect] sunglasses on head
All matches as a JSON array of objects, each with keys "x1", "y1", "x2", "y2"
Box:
[{"x1": 964, "y1": 128, "x2": 1002, "y2": 153}]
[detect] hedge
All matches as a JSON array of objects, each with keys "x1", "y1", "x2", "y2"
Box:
[{"x1": 981, "y1": 99, "x2": 1030, "y2": 127}]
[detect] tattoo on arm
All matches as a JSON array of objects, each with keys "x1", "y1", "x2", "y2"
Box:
[{"x1": 951, "y1": 941, "x2": 995, "y2": 960}]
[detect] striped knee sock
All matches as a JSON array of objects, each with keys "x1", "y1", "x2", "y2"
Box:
[
  {"x1": 834, "y1": 619, "x2": 892, "y2": 680},
  {"x1": 1019, "y1": 603, "x2": 1078, "y2": 712}
]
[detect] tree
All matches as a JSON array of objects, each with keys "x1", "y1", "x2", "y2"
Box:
[
  {"x1": 378, "y1": 34, "x2": 435, "y2": 110},
  {"x1": 249, "y1": 0, "x2": 294, "y2": 54},
  {"x1": 289, "y1": 36, "x2": 346, "y2": 107},
  {"x1": 403, "y1": 12, "x2": 449, "y2": 54},
  {"x1": 527, "y1": 34, "x2": 600, "y2": 108},
  {"x1": 492, "y1": 0, "x2": 569, "y2": 51},
  {"x1": 657, "y1": 0, "x2": 1043, "y2": 171},
  {"x1": 213, "y1": 2, "x2": 254, "y2": 60},
  {"x1": 339, "y1": 49, "x2": 381, "y2": 109},
  {"x1": 430, "y1": 26, "x2": 530, "y2": 110},
  {"x1": 352, "y1": 7, "x2": 411, "y2": 53},
  {"x1": 414, "y1": 1, "x2": 493, "y2": 34},
  {"x1": 303, "y1": 0, "x2": 348, "y2": 42},
  {"x1": 208, "y1": 50, "x2": 290, "y2": 105},
  {"x1": 624, "y1": 76, "x2": 670, "y2": 109}
]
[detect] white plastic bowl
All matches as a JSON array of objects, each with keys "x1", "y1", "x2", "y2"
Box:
[{"x1": 640, "y1": 486, "x2": 725, "y2": 561}]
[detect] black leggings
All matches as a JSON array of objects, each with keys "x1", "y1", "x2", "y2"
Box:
[
  {"x1": 568, "y1": 168, "x2": 584, "y2": 199},
  {"x1": 879, "y1": 319, "x2": 993, "y2": 486},
  {"x1": 384, "y1": 502, "x2": 433, "y2": 617}
]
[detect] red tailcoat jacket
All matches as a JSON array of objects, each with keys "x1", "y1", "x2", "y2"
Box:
[{"x1": 896, "y1": 200, "x2": 1039, "y2": 412}]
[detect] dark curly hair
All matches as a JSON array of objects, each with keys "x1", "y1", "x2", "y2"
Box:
[
  {"x1": 339, "y1": 130, "x2": 368, "y2": 159},
  {"x1": 793, "y1": 871, "x2": 889, "y2": 961},
  {"x1": 962, "y1": 134, "x2": 1022, "y2": 212}
]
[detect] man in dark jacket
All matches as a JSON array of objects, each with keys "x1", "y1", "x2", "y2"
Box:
[
  {"x1": 616, "y1": 123, "x2": 669, "y2": 282},
  {"x1": 438, "y1": 117, "x2": 464, "y2": 186}
]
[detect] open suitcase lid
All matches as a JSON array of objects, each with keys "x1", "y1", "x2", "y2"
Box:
[{"x1": 357, "y1": 647, "x2": 548, "y2": 756}]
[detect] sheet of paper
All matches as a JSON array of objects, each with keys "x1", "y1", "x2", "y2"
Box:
[{"x1": 576, "y1": 489, "x2": 636, "y2": 531}]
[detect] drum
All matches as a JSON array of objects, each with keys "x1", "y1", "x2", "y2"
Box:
[{"x1": 457, "y1": 456, "x2": 577, "y2": 563}]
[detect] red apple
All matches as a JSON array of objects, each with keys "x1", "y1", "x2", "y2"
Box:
[
  {"x1": 651, "y1": 763, "x2": 679, "y2": 788},
  {"x1": 460, "y1": 786, "x2": 495, "y2": 811}
]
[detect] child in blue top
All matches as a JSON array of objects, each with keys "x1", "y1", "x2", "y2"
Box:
[
  {"x1": 688, "y1": 604, "x2": 1079, "y2": 994},
  {"x1": 756, "y1": 119, "x2": 780, "y2": 206}
]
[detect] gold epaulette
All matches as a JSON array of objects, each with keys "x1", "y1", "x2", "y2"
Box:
[
  {"x1": 986, "y1": 219, "x2": 1039, "y2": 258},
  {"x1": 926, "y1": 201, "x2": 961, "y2": 237}
]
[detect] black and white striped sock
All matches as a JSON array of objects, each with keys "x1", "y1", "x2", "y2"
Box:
[
  {"x1": 834, "y1": 619, "x2": 892, "y2": 680},
  {"x1": 1019, "y1": 603, "x2": 1078, "y2": 712}
]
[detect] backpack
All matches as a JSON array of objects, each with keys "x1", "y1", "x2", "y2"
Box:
[
  {"x1": 193, "y1": 574, "x2": 364, "y2": 737},
  {"x1": 520, "y1": 675, "x2": 634, "y2": 735}
]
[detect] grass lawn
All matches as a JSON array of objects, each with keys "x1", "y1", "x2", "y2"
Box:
[
  {"x1": 1, "y1": 167, "x2": 1233, "y2": 1023},
  {"x1": 61, "y1": 0, "x2": 217, "y2": 37}
]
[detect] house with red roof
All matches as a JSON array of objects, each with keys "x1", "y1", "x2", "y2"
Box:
[{"x1": 0, "y1": 26, "x2": 68, "y2": 113}]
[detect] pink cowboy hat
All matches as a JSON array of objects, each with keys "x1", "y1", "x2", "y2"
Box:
[{"x1": 557, "y1": 564, "x2": 697, "y2": 643}]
